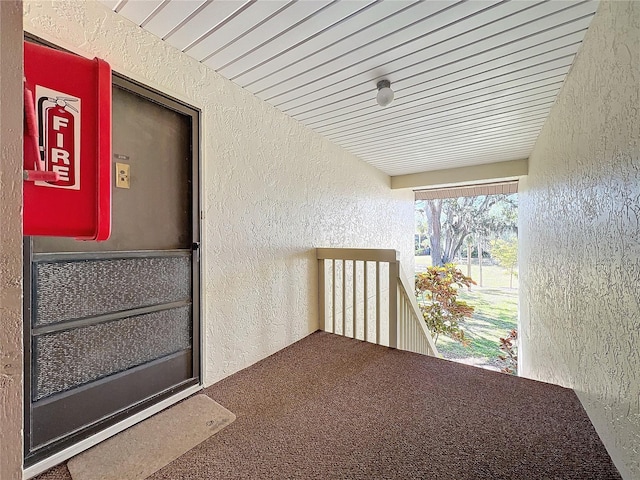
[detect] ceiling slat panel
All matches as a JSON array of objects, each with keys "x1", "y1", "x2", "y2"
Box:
[
  {"x1": 219, "y1": 1, "x2": 379, "y2": 79},
  {"x1": 329, "y1": 99, "x2": 555, "y2": 142},
  {"x1": 164, "y1": 0, "x2": 252, "y2": 51},
  {"x1": 326, "y1": 102, "x2": 554, "y2": 144},
  {"x1": 356, "y1": 123, "x2": 547, "y2": 158},
  {"x1": 233, "y1": 0, "x2": 421, "y2": 87},
  {"x1": 143, "y1": 0, "x2": 208, "y2": 39},
  {"x1": 309, "y1": 75, "x2": 567, "y2": 136},
  {"x1": 316, "y1": 87, "x2": 560, "y2": 138},
  {"x1": 202, "y1": 0, "x2": 333, "y2": 70},
  {"x1": 271, "y1": 3, "x2": 595, "y2": 110},
  {"x1": 255, "y1": 0, "x2": 505, "y2": 102},
  {"x1": 326, "y1": 106, "x2": 554, "y2": 151},
  {"x1": 185, "y1": 1, "x2": 292, "y2": 61},
  {"x1": 300, "y1": 66, "x2": 570, "y2": 127},
  {"x1": 262, "y1": 0, "x2": 587, "y2": 106},
  {"x1": 288, "y1": 25, "x2": 589, "y2": 119},
  {"x1": 357, "y1": 131, "x2": 542, "y2": 157},
  {"x1": 117, "y1": 0, "x2": 164, "y2": 25},
  {"x1": 243, "y1": 0, "x2": 463, "y2": 95},
  {"x1": 349, "y1": 119, "x2": 548, "y2": 156},
  {"x1": 342, "y1": 118, "x2": 550, "y2": 155},
  {"x1": 351, "y1": 124, "x2": 546, "y2": 159},
  {"x1": 341, "y1": 110, "x2": 551, "y2": 150},
  {"x1": 375, "y1": 146, "x2": 533, "y2": 167},
  {"x1": 109, "y1": 0, "x2": 598, "y2": 176},
  {"x1": 315, "y1": 82, "x2": 562, "y2": 138},
  {"x1": 310, "y1": 43, "x2": 573, "y2": 132}
]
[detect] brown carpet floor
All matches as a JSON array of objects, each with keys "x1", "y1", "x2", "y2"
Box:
[{"x1": 36, "y1": 331, "x2": 620, "y2": 479}]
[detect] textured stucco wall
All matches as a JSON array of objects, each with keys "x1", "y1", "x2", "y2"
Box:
[
  {"x1": 519, "y1": 2, "x2": 639, "y2": 478},
  {"x1": 23, "y1": 1, "x2": 414, "y2": 387},
  {"x1": 0, "y1": 1, "x2": 24, "y2": 478}
]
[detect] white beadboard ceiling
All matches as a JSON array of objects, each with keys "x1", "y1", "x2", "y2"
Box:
[{"x1": 100, "y1": 0, "x2": 598, "y2": 177}]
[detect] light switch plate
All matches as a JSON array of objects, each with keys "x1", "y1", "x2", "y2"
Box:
[{"x1": 115, "y1": 163, "x2": 130, "y2": 189}]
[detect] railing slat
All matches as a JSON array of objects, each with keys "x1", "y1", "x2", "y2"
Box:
[
  {"x1": 352, "y1": 260, "x2": 357, "y2": 339},
  {"x1": 375, "y1": 261, "x2": 381, "y2": 344},
  {"x1": 364, "y1": 261, "x2": 368, "y2": 342},
  {"x1": 342, "y1": 260, "x2": 346, "y2": 335},
  {"x1": 331, "y1": 259, "x2": 336, "y2": 333}
]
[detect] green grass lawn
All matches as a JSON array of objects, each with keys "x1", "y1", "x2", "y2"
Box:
[
  {"x1": 435, "y1": 288, "x2": 518, "y2": 370},
  {"x1": 415, "y1": 255, "x2": 518, "y2": 289},
  {"x1": 415, "y1": 255, "x2": 519, "y2": 371}
]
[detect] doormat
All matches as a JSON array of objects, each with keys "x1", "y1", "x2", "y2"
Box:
[{"x1": 67, "y1": 394, "x2": 236, "y2": 480}]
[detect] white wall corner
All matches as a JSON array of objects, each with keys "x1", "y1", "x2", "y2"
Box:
[{"x1": 0, "y1": 1, "x2": 25, "y2": 479}]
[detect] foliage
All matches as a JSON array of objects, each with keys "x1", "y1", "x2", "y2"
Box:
[
  {"x1": 414, "y1": 207, "x2": 430, "y2": 255},
  {"x1": 416, "y1": 194, "x2": 517, "y2": 266},
  {"x1": 435, "y1": 288, "x2": 518, "y2": 363},
  {"x1": 415, "y1": 264, "x2": 476, "y2": 346},
  {"x1": 490, "y1": 238, "x2": 518, "y2": 288},
  {"x1": 498, "y1": 329, "x2": 518, "y2": 375}
]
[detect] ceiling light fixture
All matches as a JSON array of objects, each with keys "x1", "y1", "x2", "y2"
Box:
[{"x1": 376, "y1": 79, "x2": 394, "y2": 107}]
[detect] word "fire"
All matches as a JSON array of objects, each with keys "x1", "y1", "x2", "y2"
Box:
[{"x1": 50, "y1": 114, "x2": 71, "y2": 181}]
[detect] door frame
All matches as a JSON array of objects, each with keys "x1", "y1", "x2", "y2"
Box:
[
  {"x1": 110, "y1": 71, "x2": 203, "y2": 389},
  {"x1": 22, "y1": 71, "x2": 203, "y2": 475}
]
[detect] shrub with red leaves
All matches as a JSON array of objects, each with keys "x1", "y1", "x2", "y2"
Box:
[
  {"x1": 498, "y1": 329, "x2": 518, "y2": 375},
  {"x1": 415, "y1": 264, "x2": 476, "y2": 346}
]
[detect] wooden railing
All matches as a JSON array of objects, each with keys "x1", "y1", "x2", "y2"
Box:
[{"x1": 317, "y1": 248, "x2": 438, "y2": 357}]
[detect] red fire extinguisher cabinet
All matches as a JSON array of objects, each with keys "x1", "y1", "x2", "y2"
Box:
[{"x1": 23, "y1": 42, "x2": 112, "y2": 241}]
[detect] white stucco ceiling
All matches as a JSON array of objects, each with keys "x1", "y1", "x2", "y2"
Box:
[{"x1": 99, "y1": 0, "x2": 598, "y2": 177}]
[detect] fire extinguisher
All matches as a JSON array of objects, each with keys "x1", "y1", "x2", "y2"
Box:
[
  {"x1": 23, "y1": 83, "x2": 59, "y2": 183},
  {"x1": 38, "y1": 96, "x2": 78, "y2": 187}
]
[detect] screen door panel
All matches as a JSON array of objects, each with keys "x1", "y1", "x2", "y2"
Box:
[{"x1": 25, "y1": 79, "x2": 200, "y2": 464}]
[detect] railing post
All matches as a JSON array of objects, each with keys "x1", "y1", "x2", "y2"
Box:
[
  {"x1": 318, "y1": 258, "x2": 325, "y2": 331},
  {"x1": 364, "y1": 261, "x2": 368, "y2": 342},
  {"x1": 352, "y1": 260, "x2": 357, "y2": 338},
  {"x1": 342, "y1": 260, "x2": 346, "y2": 335},
  {"x1": 388, "y1": 258, "x2": 399, "y2": 349},
  {"x1": 375, "y1": 262, "x2": 381, "y2": 344},
  {"x1": 332, "y1": 259, "x2": 336, "y2": 333}
]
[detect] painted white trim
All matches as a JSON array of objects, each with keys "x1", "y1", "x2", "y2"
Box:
[
  {"x1": 390, "y1": 159, "x2": 528, "y2": 190},
  {"x1": 22, "y1": 385, "x2": 203, "y2": 480}
]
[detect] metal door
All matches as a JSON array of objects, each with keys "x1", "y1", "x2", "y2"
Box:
[{"x1": 24, "y1": 76, "x2": 201, "y2": 465}]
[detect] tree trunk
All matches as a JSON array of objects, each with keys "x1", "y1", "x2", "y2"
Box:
[
  {"x1": 425, "y1": 200, "x2": 443, "y2": 266},
  {"x1": 446, "y1": 230, "x2": 468, "y2": 265},
  {"x1": 467, "y1": 243, "x2": 472, "y2": 278}
]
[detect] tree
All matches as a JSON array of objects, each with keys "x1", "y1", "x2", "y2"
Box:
[
  {"x1": 416, "y1": 194, "x2": 517, "y2": 266},
  {"x1": 415, "y1": 207, "x2": 429, "y2": 255},
  {"x1": 490, "y1": 238, "x2": 518, "y2": 288},
  {"x1": 415, "y1": 264, "x2": 476, "y2": 345},
  {"x1": 423, "y1": 199, "x2": 443, "y2": 263}
]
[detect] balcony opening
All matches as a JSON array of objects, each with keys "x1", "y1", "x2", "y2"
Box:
[{"x1": 415, "y1": 182, "x2": 518, "y2": 374}]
